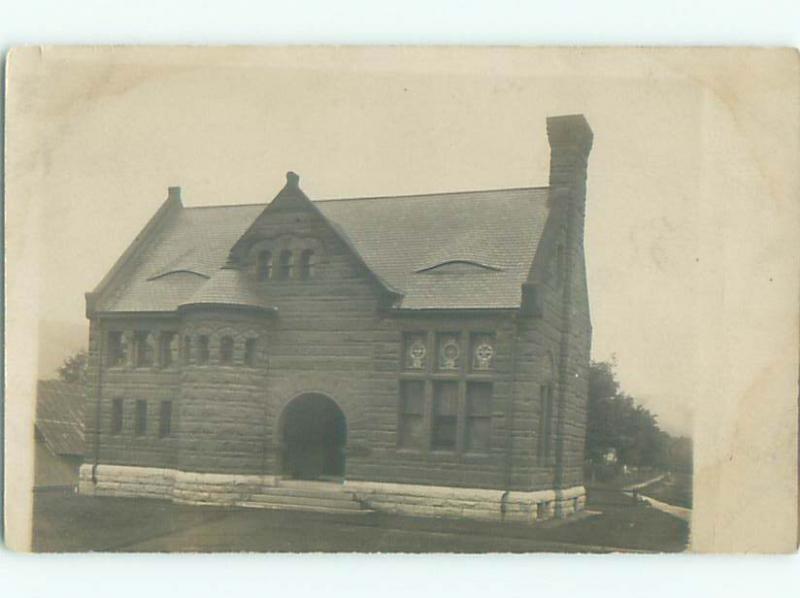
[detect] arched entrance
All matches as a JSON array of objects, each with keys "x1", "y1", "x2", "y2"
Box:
[{"x1": 280, "y1": 393, "x2": 347, "y2": 480}]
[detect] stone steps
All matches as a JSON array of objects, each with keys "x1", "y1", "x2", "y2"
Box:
[{"x1": 237, "y1": 502, "x2": 371, "y2": 515}]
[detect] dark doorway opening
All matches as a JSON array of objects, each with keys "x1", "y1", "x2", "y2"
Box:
[{"x1": 281, "y1": 394, "x2": 346, "y2": 480}]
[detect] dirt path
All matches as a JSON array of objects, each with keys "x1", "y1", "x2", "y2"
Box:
[
  {"x1": 640, "y1": 495, "x2": 691, "y2": 523},
  {"x1": 623, "y1": 474, "x2": 691, "y2": 523}
]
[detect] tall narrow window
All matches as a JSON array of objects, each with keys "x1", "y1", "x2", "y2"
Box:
[
  {"x1": 257, "y1": 250, "x2": 272, "y2": 281},
  {"x1": 277, "y1": 250, "x2": 293, "y2": 280},
  {"x1": 539, "y1": 384, "x2": 554, "y2": 462},
  {"x1": 299, "y1": 249, "x2": 316, "y2": 279},
  {"x1": 107, "y1": 331, "x2": 128, "y2": 367},
  {"x1": 181, "y1": 335, "x2": 191, "y2": 364},
  {"x1": 432, "y1": 382, "x2": 458, "y2": 450},
  {"x1": 244, "y1": 338, "x2": 257, "y2": 367},
  {"x1": 398, "y1": 381, "x2": 425, "y2": 449},
  {"x1": 135, "y1": 400, "x2": 147, "y2": 436},
  {"x1": 159, "y1": 400, "x2": 173, "y2": 438},
  {"x1": 466, "y1": 382, "x2": 492, "y2": 452},
  {"x1": 159, "y1": 332, "x2": 176, "y2": 368},
  {"x1": 111, "y1": 398, "x2": 123, "y2": 434},
  {"x1": 197, "y1": 335, "x2": 210, "y2": 365},
  {"x1": 220, "y1": 336, "x2": 234, "y2": 365},
  {"x1": 135, "y1": 331, "x2": 155, "y2": 367}
]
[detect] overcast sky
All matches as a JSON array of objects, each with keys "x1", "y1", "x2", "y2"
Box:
[{"x1": 8, "y1": 47, "x2": 798, "y2": 438}]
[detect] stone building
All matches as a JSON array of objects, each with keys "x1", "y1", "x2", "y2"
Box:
[{"x1": 79, "y1": 114, "x2": 593, "y2": 521}]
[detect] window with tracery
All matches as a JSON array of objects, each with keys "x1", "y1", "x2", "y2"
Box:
[{"x1": 398, "y1": 330, "x2": 495, "y2": 453}]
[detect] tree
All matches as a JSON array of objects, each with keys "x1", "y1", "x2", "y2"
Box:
[
  {"x1": 585, "y1": 359, "x2": 681, "y2": 471},
  {"x1": 57, "y1": 349, "x2": 88, "y2": 384}
]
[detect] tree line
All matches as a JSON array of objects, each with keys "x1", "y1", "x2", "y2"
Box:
[{"x1": 586, "y1": 359, "x2": 691, "y2": 473}]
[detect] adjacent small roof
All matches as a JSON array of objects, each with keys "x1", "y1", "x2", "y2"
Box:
[
  {"x1": 36, "y1": 380, "x2": 85, "y2": 457},
  {"x1": 95, "y1": 186, "x2": 551, "y2": 313}
]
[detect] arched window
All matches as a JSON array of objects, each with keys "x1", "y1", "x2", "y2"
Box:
[
  {"x1": 197, "y1": 335, "x2": 210, "y2": 365},
  {"x1": 277, "y1": 250, "x2": 293, "y2": 280},
  {"x1": 299, "y1": 249, "x2": 316, "y2": 279},
  {"x1": 244, "y1": 338, "x2": 257, "y2": 367},
  {"x1": 220, "y1": 336, "x2": 234, "y2": 365},
  {"x1": 257, "y1": 250, "x2": 272, "y2": 281},
  {"x1": 181, "y1": 335, "x2": 191, "y2": 364},
  {"x1": 159, "y1": 331, "x2": 177, "y2": 368},
  {"x1": 135, "y1": 331, "x2": 155, "y2": 367}
]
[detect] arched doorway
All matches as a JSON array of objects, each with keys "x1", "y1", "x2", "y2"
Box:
[{"x1": 280, "y1": 393, "x2": 346, "y2": 480}]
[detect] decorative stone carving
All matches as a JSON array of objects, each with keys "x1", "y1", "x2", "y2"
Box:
[
  {"x1": 405, "y1": 335, "x2": 427, "y2": 370},
  {"x1": 472, "y1": 336, "x2": 495, "y2": 371},
  {"x1": 438, "y1": 334, "x2": 461, "y2": 370}
]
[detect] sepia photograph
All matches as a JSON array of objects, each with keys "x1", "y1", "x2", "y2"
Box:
[{"x1": 4, "y1": 46, "x2": 797, "y2": 555}]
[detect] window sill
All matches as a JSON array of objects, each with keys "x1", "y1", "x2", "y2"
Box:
[
  {"x1": 462, "y1": 451, "x2": 492, "y2": 460},
  {"x1": 395, "y1": 447, "x2": 424, "y2": 455}
]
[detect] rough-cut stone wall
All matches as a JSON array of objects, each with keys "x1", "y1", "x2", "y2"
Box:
[
  {"x1": 512, "y1": 311, "x2": 561, "y2": 492},
  {"x1": 237, "y1": 206, "x2": 394, "y2": 480},
  {"x1": 177, "y1": 311, "x2": 270, "y2": 474},
  {"x1": 357, "y1": 313, "x2": 518, "y2": 490},
  {"x1": 546, "y1": 115, "x2": 593, "y2": 492},
  {"x1": 84, "y1": 315, "x2": 182, "y2": 470}
]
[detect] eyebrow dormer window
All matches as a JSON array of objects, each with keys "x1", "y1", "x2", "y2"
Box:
[
  {"x1": 277, "y1": 250, "x2": 293, "y2": 280},
  {"x1": 299, "y1": 249, "x2": 316, "y2": 279},
  {"x1": 257, "y1": 250, "x2": 272, "y2": 281}
]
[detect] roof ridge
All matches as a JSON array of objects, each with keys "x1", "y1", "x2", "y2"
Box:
[
  {"x1": 178, "y1": 186, "x2": 549, "y2": 211},
  {"x1": 183, "y1": 202, "x2": 264, "y2": 210},
  {"x1": 314, "y1": 185, "x2": 549, "y2": 203}
]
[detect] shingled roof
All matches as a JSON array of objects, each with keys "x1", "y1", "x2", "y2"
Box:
[
  {"x1": 95, "y1": 186, "x2": 551, "y2": 312},
  {"x1": 316, "y1": 187, "x2": 550, "y2": 309},
  {"x1": 36, "y1": 380, "x2": 85, "y2": 457}
]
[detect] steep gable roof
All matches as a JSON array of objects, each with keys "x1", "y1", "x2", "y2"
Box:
[
  {"x1": 91, "y1": 183, "x2": 551, "y2": 313},
  {"x1": 95, "y1": 204, "x2": 263, "y2": 313}
]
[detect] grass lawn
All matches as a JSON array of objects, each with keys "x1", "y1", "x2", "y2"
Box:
[{"x1": 31, "y1": 485, "x2": 689, "y2": 553}]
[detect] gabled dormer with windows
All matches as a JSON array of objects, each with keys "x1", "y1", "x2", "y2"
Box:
[{"x1": 222, "y1": 171, "x2": 403, "y2": 310}]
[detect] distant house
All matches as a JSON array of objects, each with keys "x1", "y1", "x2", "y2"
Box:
[
  {"x1": 79, "y1": 114, "x2": 594, "y2": 522},
  {"x1": 35, "y1": 380, "x2": 85, "y2": 490},
  {"x1": 602, "y1": 448, "x2": 619, "y2": 464}
]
